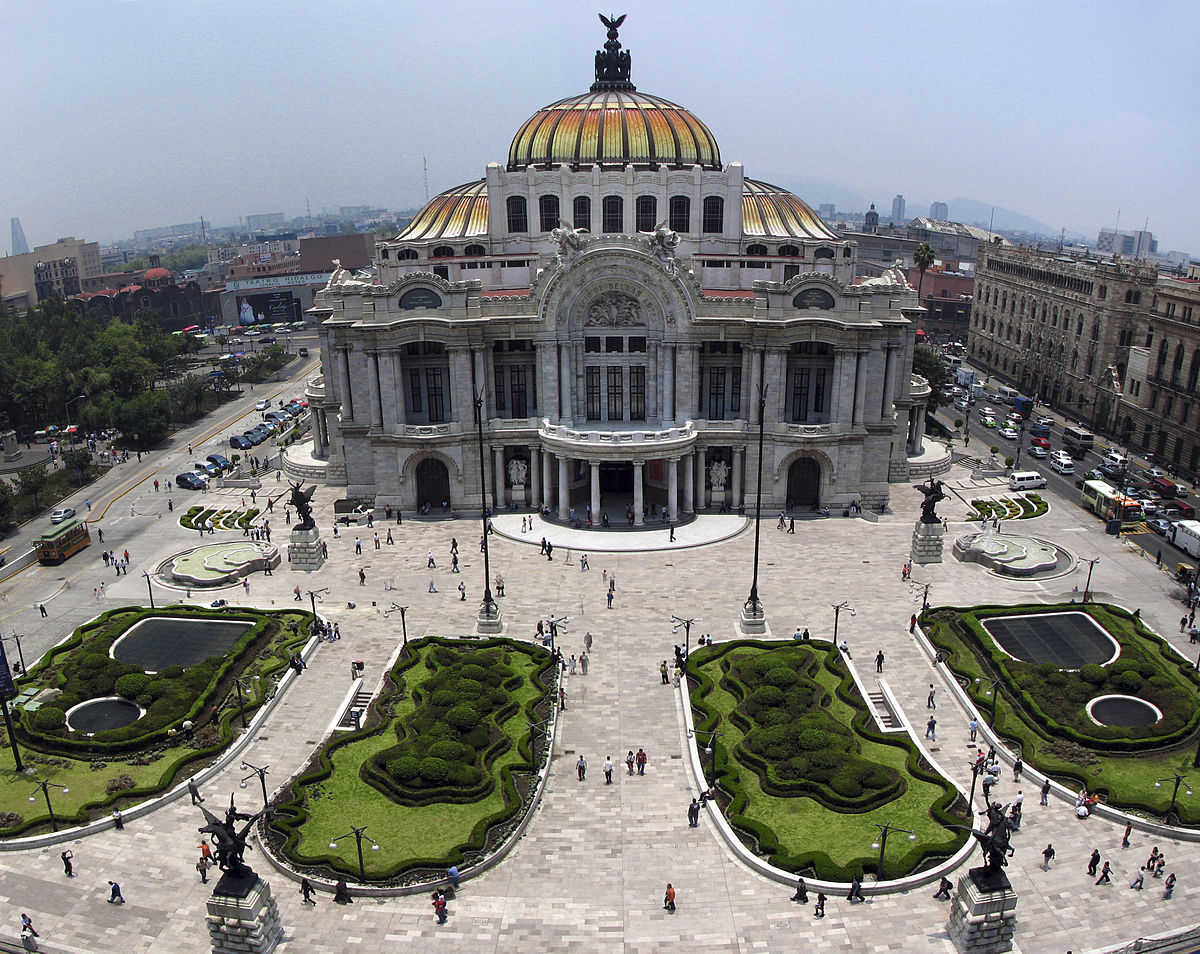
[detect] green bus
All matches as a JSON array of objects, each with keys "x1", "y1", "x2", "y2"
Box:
[{"x1": 34, "y1": 517, "x2": 91, "y2": 565}]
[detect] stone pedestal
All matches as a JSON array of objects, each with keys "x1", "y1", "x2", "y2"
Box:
[
  {"x1": 206, "y1": 876, "x2": 283, "y2": 954},
  {"x1": 475, "y1": 604, "x2": 504, "y2": 635},
  {"x1": 911, "y1": 519, "x2": 946, "y2": 565},
  {"x1": 512, "y1": 485, "x2": 527, "y2": 509},
  {"x1": 710, "y1": 487, "x2": 727, "y2": 511},
  {"x1": 288, "y1": 526, "x2": 325, "y2": 573},
  {"x1": 1, "y1": 430, "x2": 21, "y2": 463},
  {"x1": 946, "y1": 867, "x2": 1018, "y2": 954},
  {"x1": 737, "y1": 600, "x2": 769, "y2": 636}
]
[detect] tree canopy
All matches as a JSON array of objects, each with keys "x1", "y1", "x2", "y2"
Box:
[{"x1": 912, "y1": 344, "x2": 953, "y2": 413}]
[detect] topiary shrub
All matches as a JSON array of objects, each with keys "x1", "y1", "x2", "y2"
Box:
[
  {"x1": 1113, "y1": 670, "x2": 1143, "y2": 693},
  {"x1": 445, "y1": 705, "x2": 479, "y2": 731},
  {"x1": 430, "y1": 689, "x2": 457, "y2": 709},
  {"x1": 447, "y1": 764, "x2": 483, "y2": 787},
  {"x1": 829, "y1": 769, "x2": 864, "y2": 799},
  {"x1": 749, "y1": 685, "x2": 785, "y2": 707},
  {"x1": 115, "y1": 673, "x2": 151, "y2": 699},
  {"x1": 33, "y1": 707, "x2": 66, "y2": 731},
  {"x1": 135, "y1": 692, "x2": 153, "y2": 708},
  {"x1": 1078, "y1": 664, "x2": 1106, "y2": 686},
  {"x1": 387, "y1": 756, "x2": 420, "y2": 782},
  {"x1": 454, "y1": 678, "x2": 484, "y2": 700},
  {"x1": 144, "y1": 679, "x2": 175, "y2": 701},
  {"x1": 418, "y1": 756, "x2": 449, "y2": 784},
  {"x1": 428, "y1": 739, "x2": 471, "y2": 763},
  {"x1": 764, "y1": 667, "x2": 799, "y2": 688}
]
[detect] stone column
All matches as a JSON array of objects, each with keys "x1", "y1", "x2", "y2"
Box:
[
  {"x1": 390, "y1": 352, "x2": 406, "y2": 427},
  {"x1": 633, "y1": 460, "x2": 645, "y2": 526},
  {"x1": 589, "y1": 460, "x2": 601, "y2": 524},
  {"x1": 337, "y1": 348, "x2": 354, "y2": 421},
  {"x1": 557, "y1": 454, "x2": 570, "y2": 520},
  {"x1": 695, "y1": 446, "x2": 707, "y2": 511},
  {"x1": 474, "y1": 350, "x2": 489, "y2": 420},
  {"x1": 682, "y1": 451, "x2": 695, "y2": 514},
  {"x1": 493, "y1": 446, "x2": 505, "y2": 510},
  {"x1": 367, "y1": 351, "x2": 383, "y2": 428},
  {"x1": 542, "y1": 449, "x2": 553, "y2": 514},
  {"x1": 732, "y1": 446, "x2": 744, "y2": 509},
  {"x1": 740, "y1": 345, "x2": 753, "y2": 418},
  {"x1": 829, "y1": 349, "x2": 846, "y2": 427},
  {"x1": 312, "y1": 409, "x2": 325, "y2": 456},
  {"x1": 667, "y1": 456, "x2": 679, "y2": 521},
  {"x1": 689, "y1": 345, "x2": 702, "y2": 418},
  {"x1": 662, "y1": 344, "x2": 675, "y2": 422},
  {"x1": 747, "y1": 347, "x2": 762, "y2": 412},
  {"x1": 881, "y1": 345, "x2": 897, "y2": 421},
  {"x1": 559, "y1": 344, "x2": 572, "y2": 420},
  {"x1": 530, "y1": 446, "x2": 541, "y2": 509},
  {"x1": 853, "y1": 350, "x2": 867, "y2": 426}
]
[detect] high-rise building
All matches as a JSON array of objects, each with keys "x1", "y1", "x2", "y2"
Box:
[
  {"x1": 1096, "y1": 228, "x2": 1157, "y2": 259},
  {"x1": 309, "y1": 16, "x2": 926, "y2": 517},
  {"x1": 817, "y1": 203, "x2": 835, "y2": 220},
  {"x1": 245, "y1": 213, "x2": 286, "y2": 232},
  {"x1": 891, "y1": 194, "x2": 906, "y2": 224},
  {"x1": 0, "y1": 236, "x2": 103, "y2": 308},
  {"x1": 929, "y1": 202, "x2": 948, "y2": 221},
  {"x1": 10, "y1": 218, "x2": 29, "y2": 255}
]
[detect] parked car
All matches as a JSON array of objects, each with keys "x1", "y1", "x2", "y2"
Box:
[
  {"x1": 194, "y1": 461, "x2": 220, "y2": 478},
  {"x1": 1148, "y1": 517, "x2": 1173, "y2": 535},
  {"x1": 954, "y1": 399, "x2": 970, "y2": 412},
  {"x1": 50, "y1": 507, "x2": 76, "y2": 524},
  {"x1": 1030, "y1": 436, "x2": 1052, "y2": 450},
  {"x1": 207, "y1": 454, "x2": 232, "y2": 473},
  {"x1": 1037, "y1": 416, "x2": 1055, "y2": 427},
  {"x1": 260, "y1": 336, "x2": 277, "y2": 344},
  {"x1": 176, "y1": 472, "x2": 207, "y2": 490},
  {"x1": 1028, "y1": 445, "x2": 1048, "y2": 458},
  {"x1": 243, "y1": 430, "x2": 266, "y2": 445},
  {"x1": 229, "y1": 435, "x2": 253, "y2": 450},
  {"x1": 1146, "y1": 467, "x2": 1167, "y2": 480},
  {"x1": 254, "y1": 399, "x2": 271, "y2": 411},
  {"x1": 999, "y1": 426, "x2": 1019, "y2": 440},
  {"x1": 297, "y1": 347, "x2": 309, "y2": 357}
]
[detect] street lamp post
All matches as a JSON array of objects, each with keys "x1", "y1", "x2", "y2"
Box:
[
  {"x1": 832, "y1": 600, "x2": 855, "y2": 646},
  {"x1": 142, "y1": 571, "x2": 156, "y2": 609},
  {"x1": 64, "y1": 394, "x2": 85, "y2": 437},
  {"x1": 1154, "y1": 772, "x2": 1192, "y2": 819},
  {"x1": 232, "y1": 677, "x2": 255, "y2": 729},
  {"x1": 240, "y1": 761, "x2": 271, "y2": 811},
  {"x1": 548, "y1": 615, "x2": 568, "y2": 657},
  {"x1": 871, "y1": 821, "x2": 916, "y2": 881},
  {"x1": 967, "y1": 759, "x2": 985, "y2": 807},
  {"x1": 740, "y1": 384, "x2": 768, "y2": 633},
  {"x1": 473, "y1": 390, "x2": 500, "y2": 632},
  {"x1": 29, "y1": 779, "x2": 69, "y2": 832},
  {"x1": 1081, "y1": 557, "x2": 1100, "y2": 603},
  {"x1": 910, "y1": 580, "x2": 932, "y2": 613},
  {"x1": 671, "y1": 615, "x2": 695, "y2": 664},
  {"x1": 398, "y1": 604, "x2": 409, "y2": 652},
  {"x1": 329, "y1": 824, "x2": 379, "y2": 882},
  {"x1": 4, "y1": 634, "x2": 27, "y2": 677},
  {"x1": 975, "y1": 676, "x2": 1003, "y2": 725},
  {"x1": 687, "y1": 727, "x2": 718, "y2": 759},
  {"x1": 306, "y1": 588, "x2": 328, "y2": 624}
]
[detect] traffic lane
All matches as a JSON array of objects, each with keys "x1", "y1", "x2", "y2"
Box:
[{"x1": 1124, "y1": 527, "x2": 1191, "y2": 573}]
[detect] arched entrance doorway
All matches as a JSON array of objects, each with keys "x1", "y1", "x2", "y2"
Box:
[
  {"x1": 415, "y1": 458, "x2": 451, "y2": 510},
  {"x1": 786, "y1": 458, "x2": 820, "y2": 509}
]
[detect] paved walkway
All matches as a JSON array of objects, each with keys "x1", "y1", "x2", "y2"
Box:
[{"x1": 1, "y1": 439, "x2": 1199, "y2": 952}]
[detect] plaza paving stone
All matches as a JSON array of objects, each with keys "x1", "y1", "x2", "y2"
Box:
[{"x1": 0, "y1": 427, "x2": 1199, "y2": 952}]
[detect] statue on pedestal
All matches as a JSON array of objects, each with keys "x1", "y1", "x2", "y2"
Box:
[
  {"x1": 197, "y1": 796, "x2": 269, "y2": 881},
  {"x1": 709, "y1": 459, "x2": 729, "y2": 491},
  {"x1": 507, "y1": 458, "x2": 528, "y2": 488},
  {"x1": 971, "y1": 800, "x2": 1016, "y2": 873},
  {"x1": 915, "y1": 477, "x2": 947, "y2": 525},
  {"x1": 289, "y1": 481, "x2": 317, "y2": 531}
]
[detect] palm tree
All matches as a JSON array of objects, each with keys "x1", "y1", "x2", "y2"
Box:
[{"x1": 914, "y1": 242, "x2": 935, "y2": 300}]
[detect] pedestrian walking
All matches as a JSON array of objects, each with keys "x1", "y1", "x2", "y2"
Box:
[
  {"x1": 61, "y1": 849, "x2": 74, "y2": 877},
  {"x1": 1041, "y1": 844, "x2": 1055, "y2": 871},
  {"x1": 432, "y1": 890, "x2": 447, "y2": 924},
  {"x1": 108, "y1": 880, "x2": 125, "y2": 903},
  {"x1": 354, "y1": 537, "x2": 362, "y2": 555},
  {"x1": 585, "y1": 632, "x2": 594, "y2": 652},
  {"x1": 188, "y1": 778, "x2": 204, "y2": 805},
  {"x1": 427, "y1": 551, "x2": 436, "y2": 568},
  {"x1": 558, "y1": 686, "x2": 566, "y2": 711},
  {"x1": 791, "y1": 877, "x2": 808, "y2": 903},
  {"x1": 1130, "y1": 867, "x2": 1145, "y2": 890},
  {"x1": 1096, "y1": 861, "x2": 1112, "y2": 884},
  {"x1": 1013, "y1": 758, "x2": 1023, "y2": 782},
  {"x1": 1122, "y1": 822, "x2": 1132, "y2": 848},
  {"x1": 1088, "y1": 849, "x2": 1101, "y2": 877},
  {"x1": 20, "y1": 913, "x2": 38, "y2": 937},
  {"x1": 576, "y1": 755, "x2": 587, "y2": 780},
  {"x1": 293, "y1": 585, "x2": 302, "y2": 602},
  {"x1": 197, "y1": 857, "x2": 211, "y2": 883},
  {"x1": 580, "y1": 554, "x2": 589, "y2": 571},
  {"x1": 910, "y1": 613, "x2": 918, "y2": 634},
  {"x1": 660, "y1": 661, "x2": 670, "y2": 684},
  {"x1": 300, "y1": 877, "x2": 316, "y2": 904},
  {"x1": 386, "y1": 529, "x2": 393, "y2": 545},
  {"x1": 451, "y1": 554, "x2": 460, "y2": 573},
  {"x1": 847, "y1": 875, "x2": 865, "y2": 902},
  {"x1": 1040, "y1": 777, "x2": 1051, "y2": 806},
  {"x1": 875, "y1": 650, "x2": 885, "y2": 673},
  {"x1": 927, "y1": 684, "x2": 936, "y2": 708},
  {"x1": 429, "y1": 579, "x2": 437, "y2": 593},
  {"x1": 1164, "y1": 872, "x2": 1176, "y2": 898},
  {"x1": 668, "y1": 524, "x2": 676, "y2": 543},
  {"x1": 663, "y1": 883, "x2": 676, "y2": 912},
  {"x1": 359, "y1": 568, "x2": 366, "y2": 586},
  {"x1": 603, "y1": 755, "x2": 613, "y2": 784},
  {"x1": 626, "y1": 751, "x2": 635, "y2": 775},
  {"x1": 688, "y1": 798, "x2": 700, "y2": 827},
  {"x1": 934, "y1": 877, "x2": 953, "y2": 900},
  {"x1": 925, "y1": 716, "x2": 937, "y2": 740},
  {"x1": 969, "y1": 718, "x2": 978, "y2": 742},
  {"x1": 458, "y1": 582, "x2": 466, "y2": 601},
  {"x1": 568, "y1": 655, "x2": 577, "y2": 675},
  {"x1": 448, "y1": 865, "x2": 460, "y2": 889},
  {"x1": 607, "y1": 590, "x2": 614, "y2": 609},
  {"x1": 636, "y1": 748, "x2": 647, "y2": 775},
  {"x1": 373, "y1": 533, "x2": 380, "y2": 550},
  {"x1": 39, "y1": 603, "x2": 47, "y2": 618},
  {"x1": 814, "y1": 893, "x2": 826, "y2": 918}
]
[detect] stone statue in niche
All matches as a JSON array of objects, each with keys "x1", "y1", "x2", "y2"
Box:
[
  {"x1": 586, "y1": 293, "x2": 642, "y2": 326},
  {"x1": 550, "y1": 223, "x2": 590, "y2": 269},
  {"x1": 708, "y1": 459, "x2": 729, "y2": 490},
  {"x1": 507, "y1": 458, "x2": 528, "y2": 488}
]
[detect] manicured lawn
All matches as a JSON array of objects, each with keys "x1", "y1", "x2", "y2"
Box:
[
  {"x1": 272, "y1": 638, "x2": 550, "y2": 881},
  {"x1": 690, "y1": 642, "x2": 966, "y2": 880},
  {"x1": 925, "y1": 603, "x2": 1200, "y2": 824}
]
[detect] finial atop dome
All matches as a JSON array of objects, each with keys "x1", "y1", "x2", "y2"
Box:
[{"x1": 592, "y1": 13, "x2": 634, "y2": 91}]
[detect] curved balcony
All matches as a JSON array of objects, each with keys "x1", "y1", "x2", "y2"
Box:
[
  {"x1": 304, "y1": 374, "x2": 325, "y2": 403},
  {"x1": 538, "y1": 418, "x2": 697, "y2": 460}
]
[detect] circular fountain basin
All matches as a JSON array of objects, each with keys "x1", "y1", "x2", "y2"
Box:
[
  {"x1": 65, "y1": 697, "x2": 144, "y2": 734},
  {"x1": 163, "y1": 542, "x2": 279, "y2": 587},
  {"x1": 1087, "y1": 694, "x2": 1162, "y2": 728},
  {"x1": 953, "y1": 531, "x2": 1071, "y2": 579}
]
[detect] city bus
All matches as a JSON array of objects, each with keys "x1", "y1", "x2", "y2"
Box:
[
  {"x1": 34, "y1": 517, "x2": 91, "y2": 565},
  {"x1": 1062, "y1": 426, "x2": 1095, "y2": 459},
  {"x1": 1080, "y1": 480, "x2": 1143, "y2": 524}
]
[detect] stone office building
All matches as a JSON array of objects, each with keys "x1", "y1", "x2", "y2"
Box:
[{"x1": 307, "y1": 18, "x2": 925, "y2": 520}]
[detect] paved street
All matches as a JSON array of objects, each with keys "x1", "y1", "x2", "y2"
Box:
[{"x1": 0, "y1": 423, "x2": 1198, "y2": 953}]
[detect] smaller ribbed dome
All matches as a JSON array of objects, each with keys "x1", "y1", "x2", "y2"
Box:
[
  {"x1": 396, "y1": 180, "x2": 489, "y2": 242},
  {"x1": 742, "y1": 180, "x2": 840, "y2": 241}
]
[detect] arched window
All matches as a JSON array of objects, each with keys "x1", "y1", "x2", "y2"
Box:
[
  {"x1": 1075, "y1": 315, "x2": 1083, "y2": 339},
  {"x1": 813, "y1": 247, "x2": 835, "y2": 260},
  {"x1": 778, "y1": 244, "x2": 799, "y2": 257},
  {"x1": 702, "y1": 196, "x2": 724, "y2": 233},
  {"x1": 635, "y1": 195, "x2": 657, "y2": 232},
  {"x1": 669, "y1": 195, "x2": 690, "y2": 232},
  {"x1": 464, "y1": 244, "x2": 485, "y2": 257},
  {"x1": 398, "y1": 248, "x2": 418, "y2": 260},
  {"x1": 573, "y1": 196, "x2": 591, "y2": 231},
  {"x1": 506, "y1": 196, "x2": 528, "y2": 233},
  {"x1": 843, "y1": 247, "x2": 852, "y2": 257},
  {"x1": 602, "y1": 195, "x2": 623, "y2": 233},
  {"x1": 746, "y1": 243, "x2": 767, "y2": 256},
  {"x1": 431, "y1": 245, "x2": 455, "y2": 259},
  {"x1": 538, "y1": 195, "x2": 560, "y2": 233},
  {"x1": 1187, "y1": 350, "x2": 1200, "y2": 392}
]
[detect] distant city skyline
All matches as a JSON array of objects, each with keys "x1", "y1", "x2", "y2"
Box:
[{"x1": 1, "y1": 0, "x2": 1196, "y2": 255}]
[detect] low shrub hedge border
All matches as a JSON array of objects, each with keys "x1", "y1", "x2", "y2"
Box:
[
  {"x1": 268, "y1": 636, "x2": 554, "y2": 882},
  {"x1": 689, "y1": 640, "x2": 967, "y2": 880}
]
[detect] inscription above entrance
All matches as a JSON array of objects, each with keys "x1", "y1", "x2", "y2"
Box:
[
  {"x1": 793, "y1": 288, "x2": 836, "y2": 310},
  {"x1": 399, "y1": 288, "x2": 442, "y2": 311}
]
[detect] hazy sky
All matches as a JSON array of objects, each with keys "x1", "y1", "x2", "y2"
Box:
[{"x1": 2, "y1": 0, "x2": 1197, "y2": 254}]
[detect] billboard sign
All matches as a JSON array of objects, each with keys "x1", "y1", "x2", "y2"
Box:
[{"x1": 236, "y1": 292, "x2": 298, "y2": 326}]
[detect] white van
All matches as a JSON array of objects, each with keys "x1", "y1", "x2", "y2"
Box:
[
  {"x1": 1101, "y1": 452, "x2": 1127, "y2": 470},
  {"x1": 1009, "y1": 471, "x2": 1047, "y2": 491},
  {"x1": 1049, "y1": 453, "x2": 1075, "y2": 475}
]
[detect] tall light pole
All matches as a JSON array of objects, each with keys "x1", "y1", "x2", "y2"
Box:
[
  {"x1": 910, "y1": 580, "x2": 931, "y2": 613},
  {"x1": 329, "y1": 824, "x2": 379, "y2": 882},
  {"x1": 473, "y1": 389, "x2": 500, "y2": 632},
  {"x1": 64, "y1": 394, "x2": 85, "y2": 439},
  {"x1": 872, "y1": 821, "x2": 916, "y2": 880},
  {"x1": 671, "y1": 615, "x2": 695, "y2": 664},
  {"x1": 4, "y1": 634, "x2": 27, "y2": 677},
  {"x1": 240, "y1": 761, "x2": 271, "y2": 810},
  {"x1": 740, "y1": 383, "x2": 768, "y2": 633},
  {"x1": 832, "y1": 600, "x2": 855, "y2": 646},
  {"x1": 142, "y1": 571, "x2": 156, "y2": 609},
  {"x1": 975, "y1": 676, "x2": 1003, "y2": 725},
  {"x1": 1154, "y1": 772, "x2": 1192, "y2": 819},
  {"x1": 306, "y1": 588, "x2": 328, "y2": 624},
  {"x1": 29, "y1": 779, "x2": 69, "y2": 832},
  {"x1": 1080, "y1": 556, "x2": 1100, "y2": 603},
  {"x1": 398, "y1": 605, "x2": 409, "y2": 652}
]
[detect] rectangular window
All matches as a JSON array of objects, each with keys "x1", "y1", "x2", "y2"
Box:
[
  {"x1": 628, "y1": 336, "x2": 647, "y2": 352},
  {"x1": 538, "y1": 195, "x2": 560, "y2": 233},
  {"x1": 586, "y1": 367, "x2": 602, "y2": 420},
  {"x1": 606, "y1": 336, "x2": 623, "y2": 353},
  {"x1": 409, "y1": 369, "x2": 423, "y2": 413},
  {"x1": 607, "y1": 366, "x2": 624, "y2": 420},
  {"x1": 731, "y1": 367, "x2": 742, "y2": 415},
  {"x1": 708, "y1": 367, "x2": 726, "y2": 420},
  {"x1": 602, "y1": 196, "x2": 623, "y2": 233},
  {"x1": 585, "y1": 336, "x2": 602, "y2": 353},
  {"x1": 702, "y1": 196, "x2": 724, "y2": 233},
  {"x1": 510, "y1": 366, "x2": 528, "y2": 418},
  {"x1": 573, "y1": 196, "x2": 591, "y2": 231},
  {"x1": 635, "y1": 195, "x2": 657, "y2": 232},
  {"x1": 494, "y1": 364, "x2": 506, "y2": 411},
  {"x1": 791, "y1": 368, "x2": 810, "y2": 422},
  {"x1": 426, "y1": 368, "x2": 445, "y2": 423},
  {"x1": 813, "y1": 369, "x2": 826, "y2": 413},
  {"x1": 669, "y1": 195, "x2": 690, "y2": 232},
  {"x1": 629, "y1": 367, "x2": 646, "y2": 420}
]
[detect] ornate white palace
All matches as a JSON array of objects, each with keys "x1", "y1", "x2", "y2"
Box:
[{"x1": 307, "y1": 16, "x2": 926, "y2": 521}]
